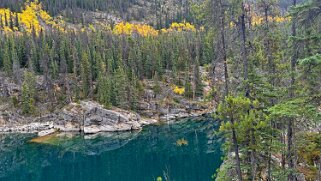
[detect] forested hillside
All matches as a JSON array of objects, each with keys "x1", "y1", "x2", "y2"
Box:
[
  {"x1": 0, "y1": 0, "x2": 320, "y2": 180},
  {"x1": 0, "y1": 0, "x2": 199, "y2": 28}
]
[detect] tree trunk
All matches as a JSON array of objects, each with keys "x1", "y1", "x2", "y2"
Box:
[
  {"x1": 288, "y1": 1, "x2": 298, "y2": 180},
  {"x1": 250, "y1": 128, "x2": 257, "y2": 181},
  {"x1": 287, "y1": 119, "x2": 295, "y2": 181},
  {"x1": 231, "y1": 118, "x2": 243, "y2": 181},
  {"x1": 240, "y1": 2, "x2": 249, "y2": 98},
  {"x1": 218, "y1": 0, "x2": 229, "y2": 97},
  {"x1": 263, "y1": 3, "x2": 274, "y2": 180},
  {"x1": 290, "y1": 0, "x2": 297, "y2": 93},
  {"x1": 318, "y1": 153, "x2": 321, "y2": 181},
  {"x1": 240, "y1": 2, "x2": 256, "y2": 179},
  {"x1": 282, "y1": 131, "x2": 286, "y2": 169}
]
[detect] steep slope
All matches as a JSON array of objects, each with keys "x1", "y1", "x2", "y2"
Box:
[{"x1": 0, "y1": 0, "x2": 201, "y2": 28}]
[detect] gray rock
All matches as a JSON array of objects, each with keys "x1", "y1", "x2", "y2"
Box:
[
  {"x1": 170, "y1": 108, "x2": 186, "y2": 114},
  {"x1": 38, "y1": 129, "x2": 57, "y2": 137},
  {"x1": 0, "y1": 101, "x2": 156, "y2": 134},
  {"x1": 60, "y1": 101, "x2": 147, "y2": 134}
]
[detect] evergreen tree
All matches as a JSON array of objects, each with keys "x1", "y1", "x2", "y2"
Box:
[
  {"x1": 21, "y1": 71, "x2": 36, "y2": 114},
  {"x1": 81, "y1": 51, "x2": 91, "y2": 98},
  {"x1": 112, "y1": 66, "x2": 129, "y2": 109},
  {"x1": 11, "y1": 39, "x2": 20, "y2": 83},
  {"x1": 3, "y1": 40, "x2": 12, "y2": 76}
]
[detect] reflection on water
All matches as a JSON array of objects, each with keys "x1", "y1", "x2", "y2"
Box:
[{"x1": 0, "y1": 117, "x2": 223, "y2": 181}]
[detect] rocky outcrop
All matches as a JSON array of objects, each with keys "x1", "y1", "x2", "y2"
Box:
[
  {"x1": 0, "y1": 74, "x2": 20, "y2": 97},
  {"x1": 137, "y1": 82, "x2": 214, "y2": 122},
  {"x1": 81, "y1": 101, "x2": 143, "y2": 133},
  {"x1": 52, "y1": 101, "x2": 157, "y2": 134},
  {"x1": 0, "y1": 120, "x2": 54, "y2": 133},
  {"x1": 0, "y1": 101, "x2": 157, "y2": 134}
]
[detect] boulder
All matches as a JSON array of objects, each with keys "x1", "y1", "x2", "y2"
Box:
[
  {"x1": 38, "y1": 129, "x2": 57, "y2": 137},
  {"x1": 56, "y1": 101, "x2": 149, "y2": 134}
]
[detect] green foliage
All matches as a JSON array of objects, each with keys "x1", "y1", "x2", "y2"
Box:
[
  {"x1": 97, "y1": 76, "x2": 112, "y2": 109},
  {"x1": 217, "y1": 96, "x2": 252, "y2": 123},
  {"x1": 112, "y1": 66, "x2": 129, "y2": 109},
  {"x1": 297, "y1": 132, "x2": 321, "y2": 180},
  {"x1": 268, "y1": 98, "x2": 321, "y2": 122},
  {"x1": 184, "y1": 80, "x2": 193, "y2": 99},
  {"x1": 297, "y1": 132, "x2": 321, "y2": 165},
  {"x1": 153, "y1": 80, "x2": 162, "y2": 95},
  {"x1": 3, "y1": 40, "x2": 12, "y2": 75},
  {"x1": 21, "y1": 71, "x2": 36, "y2": 115},
  {"x1": 81, "y1": 51, "x2": 91, "y2": 98},
  {"x1": 11, "y1": 96, "x2": 19, "y2": 108},
  {"x1": 298, "y1": 54, "x2": 321, "y2": 66},
  {"x1": 214, "y1": 158, "x2": 234, "y2": 181}
]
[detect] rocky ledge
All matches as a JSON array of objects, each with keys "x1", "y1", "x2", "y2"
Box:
[{"x1": 0, "y1": 101, "x2": 158, "y2": 135}]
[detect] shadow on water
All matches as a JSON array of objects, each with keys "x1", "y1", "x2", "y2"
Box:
[{"x1": 0, "y1": 117, "x2": 223, "y2": 181}]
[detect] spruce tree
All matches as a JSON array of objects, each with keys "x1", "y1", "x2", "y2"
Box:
[
  {"x1": 3, "y1": 40, "x2": 12, "y2": 76},
  {"x1": 112, "y1": 66, "x2": 129, "y2": 109},
  {"x1": 81, "y1": 51, "x2": 91, "y2": 98},
  {"x1": 11, "y1": 39, "x2": 20, "y2": 83},
  {"x1": 21, "y1": 71, "x2": 36, "y2": 115}
]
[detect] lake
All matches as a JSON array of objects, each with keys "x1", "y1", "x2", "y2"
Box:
[{"x1": 0, "y1": 117, "x2": 223, "y2": 181}]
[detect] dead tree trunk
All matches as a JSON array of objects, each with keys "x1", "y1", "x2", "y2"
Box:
[
  {"x1": 288, "y1": 0, "x2": 298, "y2": 180},
  {"x1": 218, "y1": 0, "x2": 229, "y2": 97}
]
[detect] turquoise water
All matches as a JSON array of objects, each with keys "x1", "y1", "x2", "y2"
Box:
[{"x1": 0, "y1": 118, "x2": 223, "y2": 181}]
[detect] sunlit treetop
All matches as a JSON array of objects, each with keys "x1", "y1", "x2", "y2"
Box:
[
  {"x1": 251, "y1": 13, "x2": 290, "y2": 26},
  {"x1": 113, "y1": 21, "x2": 198, "y2": 37},
  {"x1": 113, "y1": 22, "x2": 159, "y2": 37},
  {"x1": 167, "y1": 22, "x2": 196, "y2": 32},
  {"x1": 0, "y1": 0, "x2": 64, "y2": 35},
  {"x1": 228, "y1": 13, "x2": 290, "y2": 28}
]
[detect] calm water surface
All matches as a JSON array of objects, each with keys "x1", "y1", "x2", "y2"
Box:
[{"x1": 0, "y1": 118, "x2": 223, "y2": 181}]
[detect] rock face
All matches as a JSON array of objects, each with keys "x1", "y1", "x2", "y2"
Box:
[
  {"x1": 81, "y1": 101, "x2": 142, "y2": 133},
  {"x1": 54, "y1": 101, "x2": 151, "y2": 134},
  {"x1": 0, "y1": 101, "x2": 156, "y2": 134}
]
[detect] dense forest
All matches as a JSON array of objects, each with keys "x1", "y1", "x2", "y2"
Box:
[
  {"x1": 0, "y1": 1, "x2": 205, "y2": 113},
  {"x1": 0, "y1": 0, "x2": 321, "y2": 180}
]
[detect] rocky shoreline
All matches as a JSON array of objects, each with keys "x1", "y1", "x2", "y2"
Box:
[
  {"x1": 0, "y1": 100, "x2": 213, "y2": 135},
  {"x1": 0, "y1": 69, "x2": 215, "y2": 135}
]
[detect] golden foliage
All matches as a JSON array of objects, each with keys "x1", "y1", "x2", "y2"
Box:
[
  {"x1": 113, "y1": 21, "x2": 197, "y2": 36},
  {"x1": 176, "y1": 138, "x2": 188, "y2": 146},
  {"x1": 113, "y1": 22, "x2": 158, "y2": 37},
  {"x1": 228, "y1": 13, "x2": 289, "y2": 28},
  {"x1": 173, "y1": 86, "x2": 185, "y2": 95},
  {"x1": 0, "y1": 8, "x2": 17, "y2": 33},
  {"x1": 0, "y1": 0, "x2": 63, "y2": 35},
  {"x1": 251, "y1": 13, "x2": 289, "y2": 26},
  {"x1": 168, "y1": 22, "x2": 196, "y2": 32},
  {"x1": 1, "y1": 1, "x2": 198, "y2": 36}
]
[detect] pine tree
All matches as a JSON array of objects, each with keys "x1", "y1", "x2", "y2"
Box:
[
  {"x1": 27, "y1": 39, "x2": 37, "y2": 72},
  {"x1": 97, "y1": 52, "x2": 112, "y2": 108},
  {"x1": 3, "y1": 40, "x2": 12, "y2": 76},
  {"x1": 81, "y1": 51, "x2": 91, "y2": 98},
  {"x1": 11, "y1": 39, "x2": 20, "y2": 83},
  {"x1": 21, "y1": 71, "x2": 36, "y2": 114},
  {"x1": 112, "y1": 66, "x2": 129, "y2": 109}
]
